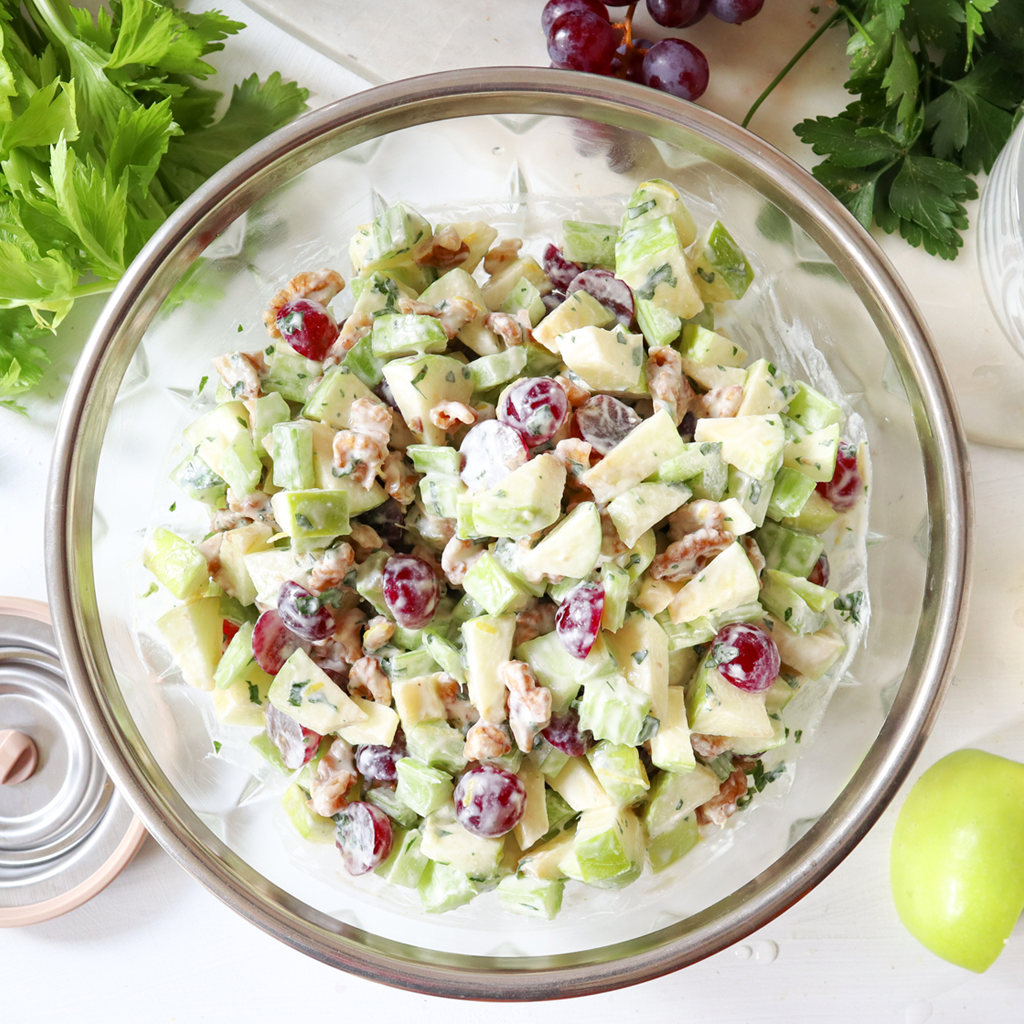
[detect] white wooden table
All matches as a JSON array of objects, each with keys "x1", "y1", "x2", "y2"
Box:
[{"x1": 6, "y1": 2, "x2": 1024, "y2": 1019}]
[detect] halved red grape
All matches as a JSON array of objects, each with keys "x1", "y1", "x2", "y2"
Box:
[
  {"x1": 555, "y1": 582, "x2": 605, "y2": 660},
  {"x1": 252, "y1": 608, "x2": 310, "y2": 674},
  {"x1": 542, "y1": 289, "x2": 567, "y2": 315},
  {"x1": 499, "y1": 377, "x2": 569, "y2": 448},
  {"x1": 454, "y1": 764, "x2": 527, "y2": 838},
  {"x1": 275, "y1": 298, "x2": 338, "y2": 361},
  {"x1": 543, "y1": 244, "x2": 583, "y2": 292},
  {"x1": 382, "y1": 554, "x2": 441, "y2": 628},
  {"x1": 277, "y1": 580, "x2": 335, "y2": 642},
  {"x1": 647, "y1": 0, "x2": 710, "y2": 27},
  {"x1": 335, "y1": 801, "x2": 393, "y2": 875},
  {"x1": 542, "y1": 0, "x2": 609, "y2": 34},
  {"x1": 265, "y1": 703, "x2": 321, "y2": 770},
  {"x1": 547, "y1": 11, "x2": 619, "y2": 74},
  {"x1": 712, "y1": 622, "x2": 780, "y2": 693},
  {"x1": 222, "y1": 619, "x2": 240, "y2": 644},
  {"x1": 641, "y1": 38, "x2": 710, "y2": 102},
  {"x1": 541, "y1": 707, "x2": 594, "y2": 757},
  {"x1": 459, "y1": 419, "x2": 529, "y2": 492},
  {"x1": 817, "y1": 442, "x2": 864, "y2": 511},
  {"x1": 355, "y1": 728, "x2": 408, "y2": 783},
  {"x1": 576, "y1": 394, "x2": 641, "y2": 455},
  {"x1": 568, "y1": 269, "x2": 634, "y2": 326},
  {"x1": 709, "y1": 0, "x2": 764, "y2": 23},
  {"x1": 808, "y1": 553, "x2": 830, "y2": 588}
]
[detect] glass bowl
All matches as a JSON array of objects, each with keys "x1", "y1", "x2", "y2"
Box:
[{"x1": 46, "y1": 69, "x2": 971, "y2": 998}]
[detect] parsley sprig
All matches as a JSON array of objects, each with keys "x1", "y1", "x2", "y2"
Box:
[
  {"x1": 0, "y1": 0, "x2": 308, "y2": 411},
  {"x1": 745, "y1": 1, "x2": 1024, "y2": 261}
]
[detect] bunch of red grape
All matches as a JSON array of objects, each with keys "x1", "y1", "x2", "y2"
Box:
[{"x1": 543, "y1": 0, "x2": 765, "y2": 102}]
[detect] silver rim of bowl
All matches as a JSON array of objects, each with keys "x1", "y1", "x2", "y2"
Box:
[{"x1": 46, "y1": 68, "x2": 972, "y2": 1000}]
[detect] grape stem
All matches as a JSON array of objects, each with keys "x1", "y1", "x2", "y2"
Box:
[
  {"x1": 610, "y1": 2, "x2": 647, "y2": 80},
  {"x1": 740, "y1": 7, "x2": 846, "y2": 130}
]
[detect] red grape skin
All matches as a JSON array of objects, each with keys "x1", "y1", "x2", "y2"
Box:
[
  {"x1": 335, "y1": 802, "x2": 393, "y2": 875},
  {"x1": 543, "y1": 243, "x2": 583, "y2": 292},
  {"x1": 568, "y1": 269, "x2": 634, "y2": 326},
  {"x1": 252, "y1": 608, "x2": 310, "y2": 674},
  {"x1": 498, "y1": 377, "x2": 569, "y2": 448},
  {"x1": 542, "y1": 0, "x2": 609, "y2": 34},
  {"x1": 382, "y1": 554, "x2": 441, "y2": 629},
  {"x1": 459, "y1": 419, "x2": 529, "y2": 492},
  {"x1": 555, "y1": 582, "x2": 605, "y2": 660},
  {"x1": 275, "y1": 298, "x2": 338, "y2": 361},
  {"x1": 548, "y1": 12, "x2": 620, "y2": 75},
  {"x1": 641, "y1": 38, "x2": 710, "y2": 102},
  {"x1": 712, "y1": 622, "x2": 780, "y2": 693},
  {"x1": 709, "y1": 0, "x2": 764, "y2": 23},
  {"x1": 542, "y1": 707, "x2": 594, "y2": 757},
  {"x1": 277, "y1": 580, "x2": 335, "y2": 642},
  {"x1": 808, "y1": 554, "x2": 830, "y2": 588},
  {"x1": 454, "y1": 765, "x2": 527, "y2": 838},
  {"x1": 647, "y1": 0, "x2": 710, "y2": 28},
  {"x1": 817, "y1": 443, "x2": 864, "y2": 511},
  {"x1": 576, "y1": 394, "x2": 641, "y2": 455},
  {"x1": 265, "y1": 703, "x2": 321, "y2": 770},
  {"x1": 355, "y1": 728, "x2": 408, "y2": 783}
]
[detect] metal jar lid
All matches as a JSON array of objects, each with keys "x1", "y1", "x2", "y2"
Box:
[{"x1": 0, "y1": 597, "x2": 146, "y2": 927}]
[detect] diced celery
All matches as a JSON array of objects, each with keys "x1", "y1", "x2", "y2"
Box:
[
  {"x1": 366, "y1": 785, "x2": 420, "y2": 830},
  {"x1": 499, "y1": 278, "x2": 546, "y2": 327},
  {"x1": 395, "y1": 758, "x2": 454, "y2": 816},
  {"x1": 647, "y1": 813, "x2": 699, "y2": 873},
  {"x1": 573, "y1": 806, "x2": 645, "y2": 888},
  {"x1": 767, "y1": 466, "x2": 816, "y2": 521},
  {"x1": 378, "y1": 828, "x2": 430, "y2": 888},
  {"x1": 418, "y1": 860, "x2": 479, "y2": 913},
  {"x1": 760, "y1": 569, "x2": 838, "y2": 635},
  {"x1": 600, "y1": 564, "x2": 630, "y2": 632},
  {"x1": 262, "y1": 344, "x2": 321, "y2": 403},
  {"x1": 468, "y1": 346, "x2": 529, "y2": 390},
  {"x1": 405, "y1": 720, "x2": 468, "y2": 774},
  {"x1": 497, "y1": 875, "x2": 564, "y2": 919},
  {"x1": 678, "y1": 324, "x2": 747, "y2": 367},
  {"x1": 578, "y1": 675, "x2": 651, "y2": 747},
  {"x1": 780, "y1": 490, "x2": 839, "y2": 534},
  {"x1": 341, "y1": 333, "x2": 386, "y2": 388},
  {"x1": 562, "y1": 219, "x2": 619, "y2": 266},
  {"x1": 785, "y1": 381, "x2": 844, "y2": 432},
  {"x1": 635, "y1": 296, "x2": 681, "y2": 347},
  {"x1": 371, "y1": 312, "x2": 448, "y2": 358},
  {"x1": 270, "y1": 420, "x2": 315, "y2": 490},
  {"x1": 171, "y1": 453, "x2": 227, "y2": 507},
  {"x1": 689, "y1": 220, "x2": 754, "y2": 302},
  {"x1": 281, "y1": 782, "x2": 335, "y2": 842},
  {"x1": 461, "y1": 552, "x2": 532, "y2": 615},
  {"x1": 756, "y1": 520, "x2": 824, "y2": 577},
  {"x1": 386, "y1": 647, "x2": 441, "y2": 681}
]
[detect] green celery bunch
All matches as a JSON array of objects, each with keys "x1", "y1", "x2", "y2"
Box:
[{"x1": 0, "y1": 0, "x2": 308, "y2": 410}]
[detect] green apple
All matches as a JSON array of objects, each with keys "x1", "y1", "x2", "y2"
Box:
[{"x1": 890, "y1": 748, "x2": 1024, "y2": 972}]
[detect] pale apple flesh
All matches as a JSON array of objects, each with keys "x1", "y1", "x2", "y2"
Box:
[{"x1": 890, "y1": 748, "x2": 1024, "y2": 972}]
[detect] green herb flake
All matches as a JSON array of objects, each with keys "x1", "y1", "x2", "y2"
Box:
[
  {"x1": 247, "y1": 682, "x2": 261, "y2": 705},
  {"x1": 214, "y1": 741, "x2": 222, "y2": 753},
  {"x1": 834, "y1": 589, "x2": 865, "y2": 624}
]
